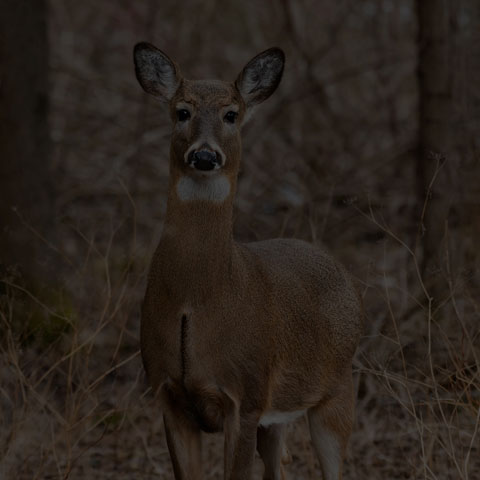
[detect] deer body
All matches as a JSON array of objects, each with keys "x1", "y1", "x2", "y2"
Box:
[{"x1": 135, "y1": 44, "x2": 363, "y2": 480}]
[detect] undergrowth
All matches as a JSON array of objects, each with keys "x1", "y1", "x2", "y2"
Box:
[{"x1": 0, "y1": 193, "x2": 479, "y2": 480}]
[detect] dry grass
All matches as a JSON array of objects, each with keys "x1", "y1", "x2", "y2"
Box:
[{"x1": 1, "y1": 171, "x2": 479, "y2": 479}]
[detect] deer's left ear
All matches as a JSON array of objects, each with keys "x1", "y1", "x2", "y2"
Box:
[{"x1": 235, "y1": 48, "x2": 285, "y2": 108}]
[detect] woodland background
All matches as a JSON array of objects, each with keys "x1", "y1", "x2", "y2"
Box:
[{"x1": 1, "y1": 0, "x2": 479, "y2": 478}]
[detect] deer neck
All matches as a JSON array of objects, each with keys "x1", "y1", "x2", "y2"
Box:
[{"x1": 158, "y1": 166, "x2": 237, "y2": 297}]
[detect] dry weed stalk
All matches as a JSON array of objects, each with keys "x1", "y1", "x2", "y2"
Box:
[{"x1": 353, "y1": 159, "x2": 480, "y2": 479}]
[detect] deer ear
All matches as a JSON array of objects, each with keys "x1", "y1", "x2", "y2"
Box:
[
  {"x1": 134, "y1": 42, "x2": 181, "y2": 101},
  {"x1": 235, "y1": 48, "x2": 285, "y2": 108}
]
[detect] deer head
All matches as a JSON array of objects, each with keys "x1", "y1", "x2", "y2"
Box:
[{"x1": 133, "y1": 43, "x2": 285, "y2": 195}]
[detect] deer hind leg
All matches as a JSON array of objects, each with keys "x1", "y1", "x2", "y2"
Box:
[
  {"x1": 162, "y1": 385, "x2": 203, "y2": 480},
  {"x1": 223, "y1": 408, "x2": 260, "y2": 480},
  {"x1": 307, "y1": 376, "x2": 354, "y2": 480},
  {"x1": 257, "y1": 423, "x2": 290, "y2": 480}
]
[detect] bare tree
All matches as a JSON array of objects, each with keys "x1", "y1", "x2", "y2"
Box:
[
  {"x1": 0, "y1": 0, "x2": 52, "y2": 279},
  {"x1": 416, "y1": 0, "x2": 456, "y2": 303},
  {"x1": 417, "y1": 0, "x2": 480, "y2": 300}
]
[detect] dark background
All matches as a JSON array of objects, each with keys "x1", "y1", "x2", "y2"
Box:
[{"x1": 1, "y1": 1, "x2": 479, "y2": 478}]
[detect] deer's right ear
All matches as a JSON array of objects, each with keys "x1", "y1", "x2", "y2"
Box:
[{"x1": 134, "y1": 43, "x2": 181, "y2": 101}]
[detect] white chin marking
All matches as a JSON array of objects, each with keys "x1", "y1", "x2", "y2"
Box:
[
  {"x1": 259, "y1": 409, "x2": 305, "y2": 427},
  {"x1": 176, "y1": 174, "x2": 231, "y2": 203}
]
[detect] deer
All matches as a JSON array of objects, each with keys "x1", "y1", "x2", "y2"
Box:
[{"x1": 134, "y1": 42, "x2": 363, "y2": 480}]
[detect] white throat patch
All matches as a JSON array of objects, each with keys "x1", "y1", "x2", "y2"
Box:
[{"x1": 176, "y1": 174, "x2": 231, "y2": 203}]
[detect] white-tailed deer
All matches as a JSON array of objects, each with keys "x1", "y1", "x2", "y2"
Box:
[{"x1": 134, "y1": 42, "x2": 363, "y2": 480}]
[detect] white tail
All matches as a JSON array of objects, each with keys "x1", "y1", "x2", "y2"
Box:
[{"x1": 134, "y1": 42, "x2": 363, "y2": 480}]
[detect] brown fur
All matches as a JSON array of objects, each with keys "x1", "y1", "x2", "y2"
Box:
[{"x1": 135, "y1": 43, "x2": 363, "y2": 480}]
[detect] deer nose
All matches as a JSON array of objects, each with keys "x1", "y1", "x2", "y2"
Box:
[{"x1": 187, "y1": 149, "x2": 221, "y2": 171}]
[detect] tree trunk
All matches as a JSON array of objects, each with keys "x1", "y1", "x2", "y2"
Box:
[
  {"x1": 0, "y1": 0, "x2": 53, "y2": 281},
  {"x1": 417, "y1": 0, "x2": 455, "y2": 302},
  {"x1": 417, "y1": 0, "x2": 480, "y2": 300}
]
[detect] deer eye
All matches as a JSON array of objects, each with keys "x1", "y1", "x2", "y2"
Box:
[
  {"x1": 224, "y1": 111, "x2": 238, "y2": 124},
  {"x1": 176, "y1": 109, "x2": 191, "y2": 122}
]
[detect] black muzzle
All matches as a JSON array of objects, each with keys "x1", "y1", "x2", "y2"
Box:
[{"x1": 187, "y1": 149, "x2": 222, "y2": 171}]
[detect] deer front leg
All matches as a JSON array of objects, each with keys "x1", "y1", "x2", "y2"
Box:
[
  {"x1": 257, "y1": 423, "x2": 289, "y2": 480},
  {"x1": 224, "y1": 407, "x2": 260, "y2": 480},
  {"x1": 161, "y1": 384, "x2": 203, "y2": 480}
]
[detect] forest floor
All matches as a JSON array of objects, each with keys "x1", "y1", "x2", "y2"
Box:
[{"x1": 1, "y1": 215, "x2": 479, "y2": 479}]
